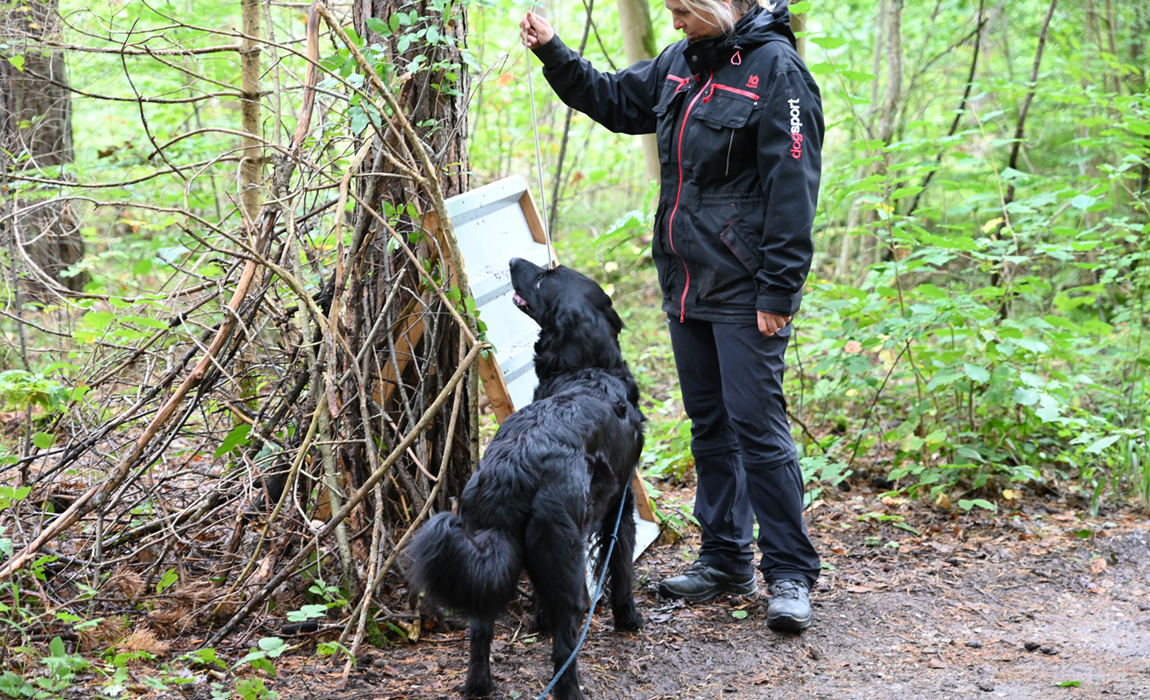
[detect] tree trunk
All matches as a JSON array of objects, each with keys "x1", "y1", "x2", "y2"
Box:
[
  {"x1": 348, "y1": 0, "x2": 474, "y2": 525},
  {"x1": 791, "y1": 5, "x2": 808, "y2": 61},
  {"x1": 239, "y1": 0, "x2": 263, "y2": 225},
  {"x1": 837, "y1": 0, "x2": 887, "y2": 280},
  {"x1": 0, "y1": 0, "x2": 88, "y2": 297},
  {"x1": 617, "y1": 0, "x2": 659, "y2": 183}
]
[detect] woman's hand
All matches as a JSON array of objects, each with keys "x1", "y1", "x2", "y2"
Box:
[
  {"x1": 519, "y1": 12, "x2": 555, "y2": 49},
  {"x1": 757, "y1": 311, "x2": 791, "y2": 337}
]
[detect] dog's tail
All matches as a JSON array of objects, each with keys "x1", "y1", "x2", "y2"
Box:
[{"x1": 406, "y1": 512, "x2": 522, "y2": 617}]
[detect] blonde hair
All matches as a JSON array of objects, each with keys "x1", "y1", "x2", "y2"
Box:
[{"x1": 677, "y1": 0, "x2": 760, "y2": 31}]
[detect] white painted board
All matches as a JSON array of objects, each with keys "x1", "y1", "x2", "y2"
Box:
[
  {"x1": 445, "y1": 176, "x2": 659, "y2": 564},
  {"x1": 445, "y1": 176, "x2": 549, "y2": 412}
]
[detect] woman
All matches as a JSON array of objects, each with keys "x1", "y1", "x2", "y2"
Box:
[{"x1": 520, "y1": 0, "x2": 822, "y2": 632}]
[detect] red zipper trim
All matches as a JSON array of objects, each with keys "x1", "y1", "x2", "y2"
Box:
[
  {"x1": 667, "y1": 71, "x2": 713, "y2": 323},
  {"x1": 711, "y1": 84, "x2": 760, "y2": 100},
  {"x1": 666, "y1": 74, "x2": 689, "y2": 89}
]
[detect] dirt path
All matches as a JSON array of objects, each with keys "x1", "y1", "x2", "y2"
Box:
[{"x1": 279, "y1": 487, "x2": 1150, "y2": 699}]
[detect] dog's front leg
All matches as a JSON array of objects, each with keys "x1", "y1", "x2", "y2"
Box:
[{"x1": 463, "y1": 617, "x2": 496, "y2": 698}]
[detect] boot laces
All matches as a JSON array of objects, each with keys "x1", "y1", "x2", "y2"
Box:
[{"x1": 771, "y1": 579, "x2": 805, "y2": 599}]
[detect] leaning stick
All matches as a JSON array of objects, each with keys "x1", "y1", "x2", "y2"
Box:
[
  {"x1": 205, "y1": 340, "x2": 485, "y2": 646},
  {"x1": 0, "y1": 5, "x2": 323, "y2": 583}
]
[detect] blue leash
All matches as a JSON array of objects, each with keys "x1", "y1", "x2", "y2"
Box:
[{"x1": 533, "y1": 491, "x2": 630, "y2": 700}]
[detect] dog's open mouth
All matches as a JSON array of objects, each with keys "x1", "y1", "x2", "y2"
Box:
[{"x1": 512, "y1": 292, "x2": 530, "y2": 311}]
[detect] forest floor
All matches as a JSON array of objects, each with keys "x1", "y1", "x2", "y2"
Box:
[{"x1": 259, "y1": 482, "x2": 1150, "y2": 700}]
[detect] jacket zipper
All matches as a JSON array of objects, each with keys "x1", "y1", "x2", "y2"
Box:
[
  {"x1": 711, "y1": 84, "x2": 760, "y2": 100},
  {"x1": 667, "y1": 70, "x2": 713, "y2": 323},
  {"x1": 725, "y1": 131, "x2": 734, "y2": 176}
]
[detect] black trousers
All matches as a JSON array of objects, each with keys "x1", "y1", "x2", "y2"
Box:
[{"x1": 668, "y1": 316, "x2": 820, "y2": 588}]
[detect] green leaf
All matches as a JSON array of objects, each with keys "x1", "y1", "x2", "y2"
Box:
[
  {"x1": 1056, "y1": 681, "x2": 1082, "y2": 687},
  {"x1": 963, "y1": 363, "x2": 990, "y2": 383},
  {"x1": 132, "y1": 259, "x2": 153, "y2": 275},
  {"x1": 287, "y1": 604, "x2": 328, "y2": 622},
  {"x1": 915, "y1": 283, "x2": 948, "y2": 299},
  {"x1": 32, "y1": 432, "x2": 55, "y2": 450},
  {"x1": 258, "y1": 637, "x2": 289, "y2": 658},
  {"x1": 123, "y1": 315, "x2": 170, "y2": 330},
  {"x1": 731, "y1": 610, "x2": 748, "y2": 620},
  {"x1": 1069, "y1": 195, "x2": 1096, "y2": 211},
  {"x1": 1012, "y1": 388, "x2": 1039, "y2": 406},
  {"x1": 1085, "y1": 435, "x2": 1121, "y2": 454},
  {"x1": 366, "y1": 16, "x2": 391, "y2": 36},
  {"x1": 958, "y1": 499, "x2": 997, "y2": 512},
  {"x1": 1011, "y1": 337, "x2": 1050, "y2": 354},
  {"x1": 806, "y1": 62, "x2": 836, "y2": 75},
  {"x1": 183, "y1": 648, "x2": 225, "y2": 669},
  {"x1": 919, "y1": 232, "x2": 978, "y2": 251},
  {"x1": 840, "y1": 69, "x2": 876, "y2": 82},
  {"x1": 156, "y1": 568, "x2": 178, "y2": 594},
  {"x1": 788, "y1": 1, "x2": 812, "y2": 12},
  {"x1": 811, "y1": 36, "x2": 848, "y2": 50},
  {"x1": 82, "y1": 311, "x2": 116, "y2": 331},
  {"x1": 7, "y1": 55, "x2": 24, "y2": 72},
  {"x1": 214, "y1": 424, "x2": 252, "y2": 458},
  {"x1": 892, "y1": 521, "x2": 921, "y2": 536},
  {"x1": 1034, "y1": 394, "x2": 1062, "y2": 423},
  {"x1": 890, "y1": 185, "x2": 924, "y2": 201}
]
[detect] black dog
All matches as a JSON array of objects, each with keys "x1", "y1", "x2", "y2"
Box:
[{"x1": 407, "y1": 258, "x2": 644, "y2": 700}]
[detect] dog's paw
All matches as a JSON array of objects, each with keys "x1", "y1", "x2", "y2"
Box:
[
  {"x1": 462, "y1": 677, "x2": 495, "y2": 698},
  {"x1": 530, "y1": 607, "x2": 553, "y2": 635},
  {"x1": 613, "y1": 605, "x2": 643, "y2": 632}
]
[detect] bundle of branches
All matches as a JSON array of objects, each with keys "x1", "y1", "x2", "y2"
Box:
[{"x1": 0, "y1": 0, "x2": 477, "y2": 664}]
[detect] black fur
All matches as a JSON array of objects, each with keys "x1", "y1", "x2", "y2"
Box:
[{"x1": 407, "y1": 258, "x2": 644, "y2": 700}]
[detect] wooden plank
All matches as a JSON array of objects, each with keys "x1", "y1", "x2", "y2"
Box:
[
  {"x1": 478, "y1": 352, "x2": 514, "y2": 423},
  {"x1": 630, "y1": 471, "x2": 656, "y2": 523},
  {"x1": 517, "y1": 186, "x2": 557, "y2": 267}
]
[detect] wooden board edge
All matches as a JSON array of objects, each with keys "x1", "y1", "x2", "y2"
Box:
[{"x1": 630, "y1": 470, "x2": 657, "y2": 524}]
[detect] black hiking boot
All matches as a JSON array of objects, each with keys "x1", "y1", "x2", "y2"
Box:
[
  {"x1": 657, "y1": 562, "x2": 756, "y2": 603},
  {"x1": 767, "y1": 578, "x2": 812, "y2": 632}
]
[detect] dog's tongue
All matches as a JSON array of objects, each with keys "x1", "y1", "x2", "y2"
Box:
[{"x1": 512, "y1": 292, "x2": 526, "y2": 307}]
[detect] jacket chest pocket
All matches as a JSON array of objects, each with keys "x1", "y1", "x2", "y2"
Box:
[
  {"x1": 687, "y1": 88, "x2": 759, "y2": 180},
  {"x1": 653, "y1": 77, "x2": 690, "y2": 164}
]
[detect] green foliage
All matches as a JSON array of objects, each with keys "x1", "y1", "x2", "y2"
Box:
[
  {"x1": 235, "y1": 637, "x2": 289, "y2": 676},
  {"x1": 0, "y1": 371, "x2": 67, "y2": 413},
  {"x1": 236, "y1": 678, "x2": 279, "y2": 700},
  {"x1": 463, "y1": 0, "x2": 1150, "y2": 513}
]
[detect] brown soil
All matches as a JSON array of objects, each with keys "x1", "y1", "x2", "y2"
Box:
[{"x1": 260, "y1": 485, "x2": 1150, "y2": 700}]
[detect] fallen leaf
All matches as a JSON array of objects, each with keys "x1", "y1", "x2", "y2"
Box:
[
  {"x1": 928, "y1": 658, "x2": 947, "y2": 669},
  {"x1": 846, "y1": 586, "x2": 873, "y2": 594},
  {"x1": 1090, "y1": 557, "x2": 1107, "y2": 574}
]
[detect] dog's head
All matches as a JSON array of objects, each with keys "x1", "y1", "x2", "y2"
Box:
[{"x1": 509, "y1": 258, "x2": 625, "y2": 377}]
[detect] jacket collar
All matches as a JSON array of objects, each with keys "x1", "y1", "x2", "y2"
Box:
[{"x1": 681, "y1": 4, "x2": 796, "y2": 75}]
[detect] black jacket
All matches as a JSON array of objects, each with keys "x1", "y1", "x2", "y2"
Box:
[{"x1": 533, "y1": 3, "x2": 823, "y2": 321}]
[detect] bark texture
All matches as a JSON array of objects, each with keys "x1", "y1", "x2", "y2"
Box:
[{"x1": 1, "y1": 0, "x2": 87, "y2": 296}]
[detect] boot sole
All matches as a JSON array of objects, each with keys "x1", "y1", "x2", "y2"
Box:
[
  {"x1": 767, "y1": 609, "x2": 812, "y2": 632},
  {"x1": 658, "y1": 580, "x2": 757, "y2": 604}
]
